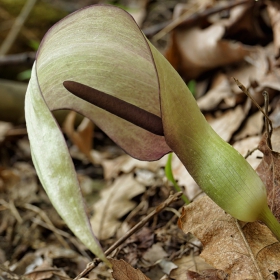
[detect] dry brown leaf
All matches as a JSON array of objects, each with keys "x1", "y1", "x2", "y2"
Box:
[
  {"x1": 142, "y1": 243, "x2": 168, "y2": 265},
  {"x1": 233, "y1": 110, "x2": 263, "y2": 141},
  {"x1": 171, "y1": 154, "x2": 201, "y2": 201},
  {"x1": 102, "y1": 154, "x2": 166, "y2": 181},
  {"x1": 208, "y1": 105, "x2": 247, "y2": 142},
  {"x1": 256, "y1": 127, "x2": 280, "y2": 221},
  {"x1": 63, "y1": 111, "x2": 94, "y2": 163},
  {"x1": 90, "y1": 173, "x2": 146, "y2": 240},
  {"x1": 178, "y1": 196, "x2": 280, "y2": 279},
  {"x1": 197, "y1": 73, "x2": 232, "y2": 111},
  {"x1": 186, "y1": 269, "x2": 228, "y2": 280},
  {"x1": 267, "y1": 3, "x2": 280, "y2": 57},
  {"x1": 270, "y1": 99, "x2": 280, "y2": 128},
  {"x1": 169, "y1": 256, "x2": 215, "y2": 280},
  {"x1": 165, "y1": 4, "x2": 257, "y2": 81},
  {"x1": 233, "y1": 135, "x2": 262, "y2": 169},
  {"x1": 0, "y1": 121, "x2": 12, "y2": 143},
  {"x1": 229, "y1": 47, "x2": 268, "y2": 94},
  {"x1": 229, "y1": 44, "x2": 280, "y2": 106},
  {"x1": 110, "y1": 259, "x2": 150, "y2": 280},
  {"x1": 88, "y1": 262, "x2": 114, "y2": 280},
  {"x1": 126, "y1": 0, "x2": 149, "y2": 27},
  {"x1": 26, "y1": 267, "x2": 57, "y2": 280}
]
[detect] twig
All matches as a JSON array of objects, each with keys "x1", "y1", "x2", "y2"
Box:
[
  {"x1": 31, "y1": 217, "x2": 91, "y2": 260},
  {"x1": 233, "y1": 78, "x2": 273, "y2": 138},
  {"x1": 74, "y1": 191, "x2": 183, "y2": 280},
  {"x1": 144, "y1": 0, "x2": 252, "y2": 38},
  {"x1": 105, "y1": 191, "x2": 182, "y2": 256},
  {"x1": 244, "y1": 147, "x2": 258, "y2": 159},
  {"x1": 22, "y1": 203, "x2": 70, "y2": 249},
  {"x1": 0, "y1": 199, "x2": 23, "y2": 224},
  {"x1": 263, "y1": 91, "x2": 272, "y2": 149},
  {"x1": 0, "y1": 52, "x2": 36, "y2": 65},
  {"x1": 0, "y1": 0, "x2": 38, "y2": 56}
]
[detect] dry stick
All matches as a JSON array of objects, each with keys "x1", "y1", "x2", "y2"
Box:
[
  {"x1": 0, "y1": 51, "x2": 36, "y2": 65},
  {"x1": 244, "y1": 147, "x2": 258, "y2": 159},
  {"x1": 263, "y1": 91, "x2": 272, "y2": 149},
  {"x1": 233, "y1": 78, "x2": 273, "y2": 139},
  {"x1": 0, "y1": 0, "x2": 37, "y2": 56},
  {"x1": 31, "y1": 217, "x2": 91, "y2": 259},
  {"x1": 149, "y1": 0, "x2": 252, "y2": 40},
  {"x1": 0, "y1": 199, "x2": 23, "y2": 224},
  {"x1": 74, "y1": 191, "x2": 183, "y2": 280},
  {"x1": 23, "y1": 203, "x2": 70, "y2": 249}
]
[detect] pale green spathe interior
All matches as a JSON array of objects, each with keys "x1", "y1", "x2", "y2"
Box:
[
  {"x1": 25, "y1": 64, "x2": 108, "y2": 264},
  {"x1": 36, "y1": 5, "x2": 170, "y2": 161}
]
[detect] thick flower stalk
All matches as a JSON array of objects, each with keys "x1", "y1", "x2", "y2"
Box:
[{"x1": 25, "y1": 4, "x2": 280, "y2": 261}]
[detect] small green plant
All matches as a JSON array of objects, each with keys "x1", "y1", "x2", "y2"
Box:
[
  {"x1": 25, "y1": 4, "x2": 280, "y2": 263},
  {"x1": 165, "y1": 153, "x2": 190, "y2": 204}
]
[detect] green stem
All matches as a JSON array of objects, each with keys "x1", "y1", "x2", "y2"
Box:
[
  {"x1": 165, "y1": 153, "x2": 190, "y2": 204},
  {"x1": 259, "y1": 206, "x2": 280, "y2": 241}
]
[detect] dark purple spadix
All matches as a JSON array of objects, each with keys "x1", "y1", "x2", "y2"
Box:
[{"x1": 63, "y1": 81, "x2": 164, "y2": 136}]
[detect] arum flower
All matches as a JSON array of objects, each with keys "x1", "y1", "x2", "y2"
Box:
[{"x1": 25, "y1": 4, "x2": 280, "y2": 262}]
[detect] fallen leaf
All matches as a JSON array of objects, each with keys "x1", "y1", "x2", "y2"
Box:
[
  {"x1": 142, "y1": 243, "x2": 168, "y2": 264},
  {"x1": 126, "y1": 0, "x2": 149, "y2": 27},
  {"x1": 270, "y1": 98, "x2": 280, "y2": 128},
  {"x1": 0, "y1": 121, "x2": 12, "y2": 143},
  {"x1": 102, "y1": 154, "x2": 166, "y2": 181},
  {"x1": 229, "y1": 44, "x2": 280, "y2": 106},
  {"x1": 233, "y1": 136, "x2": 262, "y2": 169},
  {"x1": 208, "y1": 105, "x2": 247, "y2": 142},
  {"x1": 158, "y1": 259, "x2": 177, "y2": 276},
  {"x1": 90, "y1": 174, "x2": 146, "y2": 240},
  {"x1": 233, "y1": 110, "x2": 263, "y2": 141},
  {"x1": 197, "y1": 73, "x2": 232, "y2": 111},
  {"x1": 171, "y1": 154, "x2": 201, "y2": 201},
  {"x1": 267, "y1": 3, "x2": 280, "y2": 57},
  {"x1": 165, "y1": 3, "x2": 257, "y2": 81},
  {"x1": 63, "y1": 111, "x2": 94, "y2": 163},
  {"x1": 256, "y1": 127, "x2": 280, "y2": 221},
  {"x1": 110, "y1": 259, "x2": 150, "y2": 280},
  {"x1": 178, "y1": 196, "x2": 280, "y2": 279},
  {"x1": 25, "y1": 267, "x2": 55, "y2": 280},
  {"x1": 186, "y1": 269, "x2": 228, "y2": 280},
  {"x1": 169, "y1": 256, "x2": 215, "y2": 280}
]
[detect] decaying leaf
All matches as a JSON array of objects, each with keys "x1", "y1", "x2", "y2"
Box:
[
  {"x1": 142, "y1": 243, "x2": 168, "y2": 264},
  {"x1": 169, "y1": 255, "x2": 216, "y2": 280},
  {"x1": 186, "y1": 269, "x2": 228, "y2": 280},
  {"x1": 256, "y1": 128, "x2": 280, "y2": 221},
  {"x1": 233, "y1": 136, "x2": 262, "y2": 169},
  {"x1": 207, "y1": 105, "x2": 247, "y2": 142},
  {"x1": 110, "y1": 259, "x2": 150, "y2": 280},
  {"x1": 165, "y1": 2, "x2": 257, "y2": 81},
  {"x1": 267, "y1": 2, "x2": 280, "y2": 57},
  {"x1": 63, "y1": 111, "x2": 94, "y2": 163},
  {"x1": 197, "y1": 73, "x2": 232, "y2": 111},
  {"x1": 171, "y1": 155, "x2": 201, "y2": 201},
  {"x1": 178, "y1": 196, "x2": 280, "y2": 279},
  {"x1": 270, "y1": 99, "x2": 280, "y2": 128},
  {"x1": 90, "y1": 173, "x2": 146, "y2": 240},
  {"x1": 234, "y1": 111, "x2": 263, "y2": 141},
  {"x1": 101, "y1": 153, "x2": 200, "y2": 201},
  {"x1": 0, "y1": 121, "x2": 12, "y2": 143},
  {"x1": 101, "y1": 154, "x2": 166, "y2": 181}
]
